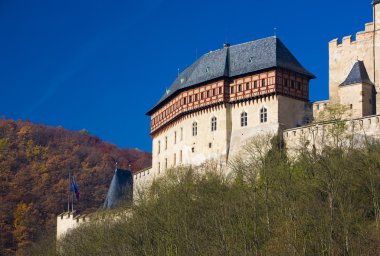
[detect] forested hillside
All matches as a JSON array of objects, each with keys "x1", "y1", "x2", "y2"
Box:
[{"x1": 0, "y1": 119, "x2": 151, "y2": 255}]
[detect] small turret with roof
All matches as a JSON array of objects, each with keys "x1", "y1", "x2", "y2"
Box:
[{"x1": 340, "y1": 61, "x2": 374, "y2": 87}]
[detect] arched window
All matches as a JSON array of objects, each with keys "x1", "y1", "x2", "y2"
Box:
[
  {"x1": 211, "y1": 116, "x2": 217, "y2": 131},
  {"x1": 241, "y1": 112, "x2": 248, "y2": 127},
  {"x1": 192, "y1": 122, "x2": 198, "y2": 136},
  {"x1": 260, "y1": 107, "x2": 268, "y2": 123}
]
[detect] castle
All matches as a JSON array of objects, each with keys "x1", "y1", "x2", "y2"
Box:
[
  {"x1": 57, "y1": 1, "x2": 380, "y2": 239},
  {"x1": 134, "y1": 1, "x2": 380, "y2": 192}
]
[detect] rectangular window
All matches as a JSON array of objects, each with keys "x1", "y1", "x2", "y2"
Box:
[
  {"x1": 165, "y1": 136, "x2": 167, "y2": 150},
  {"x1": 219, "y1": 87, "x2": 223, "y2": 94},
  {"x1": 261, "y1": 79, "x2": 266, "y2": 87},
  {"x1": 183, "y1": 97, "x2": 187, "y2": 104},
  {"x1": 254, "y1": 81, "x2": 258, "y2": 89},
  {"x1": 158, "y1": 162, "x2": 160, "y2": 173},
  {"x1": 201, "y1": 92, "x2": 204, "y2": 99},
  {"x1": 291, "y1": 80, "x2": 295, "y2": 89},
  {"x1": 192, "y1": 122, "x2": 198, "y2": 136},
  {"x1": 238, "y1": 84, "x2": 242, "y2": 92},
  {"x1": 231, "y1": 87, "x2": 234, "y2": 93},
  {"x1": 195, "y1": 94, "x2": 198, "y2": 101},
  {"x1": 174, "y1": 131, "x2": 177, "y2": 144},
  {"x1": 158, "y1": 141, "x2": 161, "y2": 154},
  {"x1": 189, "y1": 95, "x2": 192, "y2": 102},
  {"x1": 165, "y1": 158, "x2": 167, "y2": 170},
  {"x1": 297, "y1": 81, "x2": 301, "y2": 90},
  {"x1": 213, "y1": 88, "x2": 216, "y2": 96},
  {"x1": 284, "y1": 79, "x2": 288, "y2": 87},
  {"x1": 174, "y1": 153, "x2": 176, "y2": 166},
  {"x1": 180, "y1": 127, "x2": 183, "y2": 141},
  {"x1": 246, "y1": 83, "x2": 250, "y2": 90},
  {"x1": 180, "y1": 150, "x2": 182, "y2": 163},
  {"x1": 207, "y1": 90, "x2": 210, "y2": 97}
]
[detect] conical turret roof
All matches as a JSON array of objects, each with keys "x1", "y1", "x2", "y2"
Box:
[
  {"x1": 103, "y1": 169, "x2": 133, "y2": 209},
  {"x1": 340, "y1": 61, "x2": 374, "y2": 86}
]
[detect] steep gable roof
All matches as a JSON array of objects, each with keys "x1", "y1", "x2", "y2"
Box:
[
  {"x1": 147, "y1": 36, "x2": 315, "y2": 115},
  {"x1": 340, "y1": 61, "x2": 374, "y2": 86},
  {"x1": 103, "y1": 169, "x2": 133, "y2": 209}
]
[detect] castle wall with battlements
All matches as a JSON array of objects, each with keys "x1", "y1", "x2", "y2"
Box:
[
  {"x1": 329, "y1": 3, "x2": 380, "y2": 114},
  {"x1": 56, "y1": 211, "x2": 90, "y2": 240},
  {"x1": 284, "y1": 114, "x2": 380, "y2": 157}
]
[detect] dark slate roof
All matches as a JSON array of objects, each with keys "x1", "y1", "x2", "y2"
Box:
[
  {"x1": 340, "y1": 61, "x2": 374, "y2": 86},
  {"x1": 147, "y1": 36, "x2": 315, "y2": 115},
  {"x1": 374, "y1": 0, "x2": 380, "y2": 5},
  {"x1": 103, "y1": 169, "x2": 133, "y2": 209}
]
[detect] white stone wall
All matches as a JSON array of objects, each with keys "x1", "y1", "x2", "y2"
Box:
[
  {"x1": 339, "y1": 83, "x2": 373, "y2": 119},
  {"x1": 284, "y1": 115, "x2": 380, "y2": 157},
  {"x1": 229, "y1": 96, "x2": 280, "y2": 156},
  {"x1": 56, "y1": 212, "x2": 90, "y2": 240},
  {"x1": 134, "y1": 95, "x2": 309, "y2": 196},
  {"x1": 152, "y1": 105, "x2": 228, "y2": 172}
]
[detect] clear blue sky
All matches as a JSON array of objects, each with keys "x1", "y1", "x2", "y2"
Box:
[{"x1": 0, "y1": 0, "x2": 374, "y2": 152}]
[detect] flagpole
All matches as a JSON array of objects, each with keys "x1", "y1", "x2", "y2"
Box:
[
  {"x1": 71, "y1": 174, "x2": 74, "y2": 212},
  {"x1": 68, "y1": 172, "x2": 70, "y2": 212},
  {"x1": 71, "y1": 192, "x2": 74, "y2": 212}
]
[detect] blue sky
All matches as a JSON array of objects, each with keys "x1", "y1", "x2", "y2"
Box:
[{"x1": 0, "y1": 0, "x2": 374, "y2": 152}]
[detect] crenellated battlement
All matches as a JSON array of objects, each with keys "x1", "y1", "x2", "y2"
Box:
[
  {"x1": 56, "y1": 211, "x2": 91, "y2": 240},
  {"x1": 329, "y1": 22, "x2": 375, "y2": 49},
  {"x1": 284, "y1": 115, "x2": 380, "y2": 157}
]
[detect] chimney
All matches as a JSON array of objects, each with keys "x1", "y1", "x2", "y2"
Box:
[{"x1": 223, "y1": 43, "x2": 230, "y2": 48}]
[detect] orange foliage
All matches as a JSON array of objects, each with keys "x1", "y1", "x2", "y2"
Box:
[{"x1": 0, "y1": 119, "x2": 151, "y2": 255}]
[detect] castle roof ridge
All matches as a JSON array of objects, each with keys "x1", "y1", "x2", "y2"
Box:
[{"x1": 147, "y1": 36, "x2": 315, "y2": 115}]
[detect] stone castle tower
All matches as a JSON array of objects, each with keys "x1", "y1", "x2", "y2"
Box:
[{"x1": 327, "y1": 0, "x2": 380, "y2": 118}]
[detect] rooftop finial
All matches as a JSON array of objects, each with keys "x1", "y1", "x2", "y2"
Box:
[
  {"x1": 274, "y1": 27, "x2": 277, "y2": 37},
  {"x1": 223, "y1": 43, "x2": 230, "y2": 48}
]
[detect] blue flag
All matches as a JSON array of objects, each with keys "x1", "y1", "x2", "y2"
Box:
[{"x1": 70, "y1": 175, "x2": 80, "y2": 201}]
